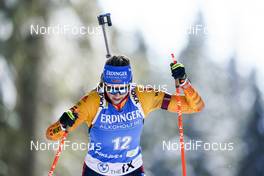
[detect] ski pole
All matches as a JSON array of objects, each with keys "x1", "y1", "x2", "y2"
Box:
[
  {"x1": 171, "y1": 53, "x2": 187, "y2": 176},
  {"x1": 98, "y1": 13, "x2": 112, "y2": 58},
  {"x1": 48, "y1": 130, "x2": 68, "y2": 176}
]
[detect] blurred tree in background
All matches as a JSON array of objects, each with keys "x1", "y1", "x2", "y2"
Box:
[
  {"x1": 0, "y1": 0, "x2": 48, "y2": 175},
  {"x1": 237, "y1": 72, "x2": 264, "y2": 176},
  {"x1": 141, "y1": 11, "x2": 264, "y2": 176}
]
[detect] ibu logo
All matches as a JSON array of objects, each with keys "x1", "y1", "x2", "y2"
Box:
[
  {"x1": 97, "y1": 162, "x2": 109, "y2": 173},
  {"x1": 99, "y1": 93, "x2": 104, "y2": 108},
  {"x1": 131, "y1": 89, "x2": 139, "y2": 104}
]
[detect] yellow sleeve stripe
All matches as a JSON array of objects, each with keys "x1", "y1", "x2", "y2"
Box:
[{"x1": 66, "y1": 110, "x2": 75, "y2": 120}]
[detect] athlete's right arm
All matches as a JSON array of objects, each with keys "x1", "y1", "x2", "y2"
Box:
[{"x1": 46, "y1": 91, "x2": 100, "y2": 141}]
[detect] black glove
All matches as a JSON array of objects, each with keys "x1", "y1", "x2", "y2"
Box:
[
  {"x1": 170, "y1": 62, "x2": 186, "y2": 78},
  {"x1": 170, "y1": 62, "x2": 187, "y2": 84},
  {"x1": 59, "y1": 111, "x2": 78, "y2": 129}
]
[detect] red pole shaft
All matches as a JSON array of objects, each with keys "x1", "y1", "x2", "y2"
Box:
[
  {"x1": 171, "y1": 54, "x2": 187, "y2": 176},
  {"x1": 48, "y1": 131, "x2": 68, "y2": 176}
]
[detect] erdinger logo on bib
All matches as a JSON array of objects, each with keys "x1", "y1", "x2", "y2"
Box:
[
  {"x1": 97, "y1": 162, "x2": 109, "y2": 173},
  {"x1": 101, "y1": 110, "x2": 142, "y2": 124}
]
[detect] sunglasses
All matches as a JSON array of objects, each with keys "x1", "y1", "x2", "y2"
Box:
[{"x1": 105, "y1": 84, "x2": 130, "y2": 95}]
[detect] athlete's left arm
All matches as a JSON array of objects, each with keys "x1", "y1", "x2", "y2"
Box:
[
  {"x1": 136, "y1": 80, "x2": 204, "y2": 116},
  {"x1": 166, "y1": 81, "x2": 205, "y2": 114}
]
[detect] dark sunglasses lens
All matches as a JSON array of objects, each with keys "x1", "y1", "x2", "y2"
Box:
[
  {"x1": 106, "y1": 86, "x2": 112, "y2": 92},
  {"x1": 105, "y1": 85, "x2": 130, "y2": 95},
  {"x1": 119, "y1": 88, "x2": 128, "y2": 94}
]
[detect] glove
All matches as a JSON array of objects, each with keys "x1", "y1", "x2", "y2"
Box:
[
  {"x1": 59, "y1": 110, "x2": 78, "y2": 129},
  {"x1": 170, "y1": 62, "x2": 187, "y2": 84}
]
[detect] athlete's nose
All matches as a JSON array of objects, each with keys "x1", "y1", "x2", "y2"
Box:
[{"x1": 113, "y1": 95, "x2": 122, "y2": 99}]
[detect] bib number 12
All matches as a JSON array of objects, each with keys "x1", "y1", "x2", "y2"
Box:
[{"x1": 112, "y1": 136, "x2": 131, "y2": 150}]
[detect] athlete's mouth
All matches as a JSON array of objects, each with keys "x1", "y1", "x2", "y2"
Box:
[{"x1": 113, "y1": 97, "x2": 122, "y2": 101}]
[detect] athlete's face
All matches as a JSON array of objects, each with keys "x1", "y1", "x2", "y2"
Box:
[{"x1": 105, "y1": 83, "x2": 130, "y2": 105}]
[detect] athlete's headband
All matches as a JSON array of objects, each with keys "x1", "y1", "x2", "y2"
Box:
[{"x1": 103, "y1": 65, "x2": 132, "y2": 84}]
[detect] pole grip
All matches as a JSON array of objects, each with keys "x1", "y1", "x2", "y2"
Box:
[
  {"x1": 171, "y1": 53, "x2": 177, "y2": 64},
  {"x1": 171, "y1": 53, "x2": 180, "y2": 87}
]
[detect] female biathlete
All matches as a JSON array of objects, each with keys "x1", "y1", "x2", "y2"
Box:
[{"x1": 46, "y1": 55, "x2": 205, "y2": 176}]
